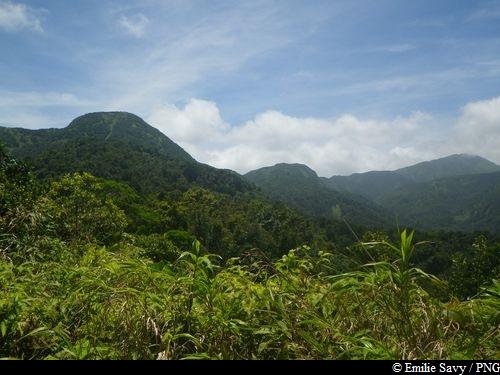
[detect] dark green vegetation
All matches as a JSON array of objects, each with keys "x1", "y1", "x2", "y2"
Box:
[
  {"x1": 2, "y1": 112, "x2": 499, "y2": 233},
  {"x1": 244, "y1": 163, "x2": 391, "y2": 227},
  {"x1": 0, "y1": 112, "x2": 389, "y2": 230},
  {"x1": 0, "y1": 112, "x2": 253, "y2": 195},
  {"x1": 245, "y1": 154, "x2": 500, "y2": 233},
  {"x1": 326, "y1": 154, "x2": 500, "y2": 202},
  {"x1": 378, "y1": 172, "x2": 500, "y2": 233},
  {"x1": 326, "y1": 155, "x2": 500, "y2": 233},
  {"x1": 0, "y1": 113, "x2": 499, "y2": 359}
]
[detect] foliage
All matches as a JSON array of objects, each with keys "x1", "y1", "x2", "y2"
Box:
[
  {"x1": 378, "y1": 171, "x2": 500, "y2": 233},
  {"x1": 244, "y1": 163, "x2": 391, "y2": 227},
  {"x1": 0, "y1": 231, "x2": 498, "y2": 359},
  {"x1": 449, "y1": 236, "x2": 500, "y2": 300},
  {"x1": 0, "y1": 112, "x2": 254, "y2": 196},
  {"x1": 0, "y1": 144, "x2": 498, "y2": 360},
  {"x1": 37, "y1": 172, "x2": 127, "y2": 246}
]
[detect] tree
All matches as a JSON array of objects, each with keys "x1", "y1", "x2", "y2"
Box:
[{"x1": 38, "y1": 172, "x2": 127, "y2": 246}]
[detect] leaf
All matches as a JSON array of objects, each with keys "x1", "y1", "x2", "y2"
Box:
[
  {"x1": 181, "y1": 353, "x2": 212, "y2": 360},
  {"x1": 0, "y1": 321, "x2": 6, "y2": 337},
  {"x1": 255, "y1": 327, "x2": 273, "y2": 335},
  {"x1": 17, "y1": 326, "x2": 49, "y2": 341}
]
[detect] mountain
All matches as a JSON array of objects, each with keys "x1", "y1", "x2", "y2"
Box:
[
  {"x1": 322, "y1": 171, "x2": 413, "y2": 202},
  {"x1": 326, "y1": 154, "x2": 500, "y2": 202},
  {"x1": 246, "y1": 156, "x2": 500, "y2": 233},
  {"x1": 244, "y1": 163, "x2": 391, "y2": 227},
  {"x1": 3, "y1": 112, "x2": 498, "y2": 233},
  {"x1": 396, "y1": 154, "x2": 500, "y2": 183},
  {"x1": 378, "y1": 171, "x2": 500, "y2": 233},
  {"x1": 0, "y1": 112, "x2": 253, "y2": 195}
]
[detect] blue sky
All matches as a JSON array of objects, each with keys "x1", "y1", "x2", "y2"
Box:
[{"x1": 1, "y1": 0, "x2": 500, "y2": 175}]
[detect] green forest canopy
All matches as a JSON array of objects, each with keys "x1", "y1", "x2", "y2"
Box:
[{"x1": 0, "y1": 143, "x2": 498, "y2": 359}]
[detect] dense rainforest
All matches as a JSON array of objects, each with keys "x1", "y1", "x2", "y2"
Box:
[{"x1": 0, "y1": 112, "x2": 499, "y2": 359}]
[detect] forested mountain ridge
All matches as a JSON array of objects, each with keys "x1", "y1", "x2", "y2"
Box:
[
  {"x1": 2, "y1": 112, "x2": 499, "y2": 234},
  {"x1": 244, "y1": 163, "x2": 392, "y2": 227},
  {"x1": 0, "y1": 112, "x2": 394, "y2": 229},
  {"x1": 246, "y1": 156, "x2": 500, "y2": 233},
  {"x1": 326, "y1": 154, "x2": 500, "y2": 202},
  {"x1": 378, "y1": 171, "x2": 500, "y2": 233},
  {"x1": 396, "y1": 154, "x2": 500, "y2": 183},
  {"x1": 0, "y1": 112, "x2": 253, "y2": 195},
  {"x1": 0, "y1": 112, "x2": 194, "y2": 162}
]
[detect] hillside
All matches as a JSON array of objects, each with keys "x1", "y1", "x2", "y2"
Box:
[
  {"x1": 0, "y1": 112, "x2": 253, "y2": 195},
  {"x1": 326, "y1": 154, "x2": 500, "y2": 202},
  {"x1": 396, "y1": 154, "x2": 500, "y2": 183},
  {"x1": 245, "y1": 163, "x2": 391, "y2": 227},
  {"x1": 323, "y1": 171, "x2": 413, "y2": 202},
  {"x1": 2, "y1": 113, "x2": 499, "y2": 234},
  {"x1": 378, "y1": 171, "x2": 500, "y2": 233},
  {"x1": 1, "y1": 116, "x2": 498, "y2": 360}
]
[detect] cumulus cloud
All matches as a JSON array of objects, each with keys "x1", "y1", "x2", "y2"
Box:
[
  {"x1": 0, "y1": 0, "x2": 44, "y2": 33},
  {"x1": 449, "y1": 96, "x2": 500, "y2": 163},
  {"x1": 147, "y1": 96, "x2": 500, "y2": 176},
  {"x1": 147, "y1": 99, "x2": 437, "y2": 176},
  {"x1": 148, "y1": 99, "x2": 229, "y2": 144},
  {"x1": 118, "y1": 13, "x2": 149, "y2": 38}
]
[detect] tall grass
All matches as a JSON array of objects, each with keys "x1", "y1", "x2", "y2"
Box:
[{"x1": 0, "y1": 231, "x2": 498, "y2": 359}]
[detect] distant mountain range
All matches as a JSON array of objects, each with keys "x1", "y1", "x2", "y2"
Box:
[
  {"x1": 1, "y1": 111, "x2": 499, "y2": 233},
  {"x1": 246, "y1": 155, "x2": 500, "y2": 233},
  {"x1": 325, "y1": 154, "x2": 500, "y2": 202},
  {"x1": 378, "y1": 171, "x2": 500, "y2": 233},
  {"x1": 244, "y1": 163, "x2": 391, "y2": 227}
]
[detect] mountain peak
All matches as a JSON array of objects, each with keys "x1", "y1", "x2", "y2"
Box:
[
  {"x1": 246, "y1": 163, "x2": 318, "y2": 180},
  {"x1": 244, "y1": 162, "x2": 390, "y2": 226},
  {"x1": 274, "y1": 163, "x2": 318, "y2": 177},
  {"x1": 427, "y1": 153, "x2": 489, "y2": 162},
  {"x1": 67, "y1": 111, "x2": 151, "y2": 131},
  {"x1": 63, "y1": 111, "x2": 195, "y2": 163},
  {"x1": 395, "y1": 153, "x2": 500, "y2": 182},
  {"x1": 0, "y1": 111, "x2": 256, "y2": 195}
]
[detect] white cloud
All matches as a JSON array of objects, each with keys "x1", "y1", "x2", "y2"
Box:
[
  {"x1": 449, "y1": 96, "x2": 500, "y2": 163},
  {"x1": 147, "y1": 99, "x2": 436, "y2": 176},
  {"x1": 467, "y1": 3, "x2": 500, "y2": 22},
  {"x1": 118, "y1": 13, "x2": 149, "y2": 38},
  {"x1": 0, "y1": 112, "x2": 61, "y2": 129},
  {"x1": 148, "y1": 96, "x2": 500, "y2": 176},
  {"x1": 97, "y1": 3, "x2": 295, "y2": 113},
  {"x1": 369, "y1": 44, "x2": 417, "y2": 53},
  {"x1": 337, "y1": 67, "x2": 495, "y2": 96},
  {"x1": 0, "y1": 1, "x2": 44, "y2": 33},
  {"x1": 148, "y1": 99, "x2": 229, "y2": 144}
]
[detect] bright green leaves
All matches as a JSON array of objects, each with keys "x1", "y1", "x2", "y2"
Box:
[
  {"x1": 0, "y1": 146, "x2": 498, "y2": 360},
  {"x1": 0, "y1": 235, "x2": 499, "y2": 359},
  {"x1": 37, "y1": 172, "x2": 127, "y2": 246}
]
